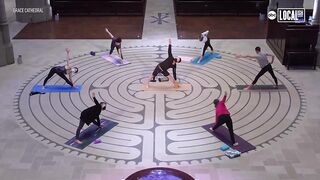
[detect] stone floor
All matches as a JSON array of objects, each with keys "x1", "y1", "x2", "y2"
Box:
[{"x1": 1, "y1": 1, "x2": 320, "y2": 180}]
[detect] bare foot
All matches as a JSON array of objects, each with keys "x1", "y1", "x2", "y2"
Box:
[
  {"x1": 244, "y1": 85, "x2": 252, "y2": 90},
  {"x1": 42, "y1": 86, "x2": 46, "y2": 90},
  {"x1": 174, "y1": 83, "x2": 180, "y2": 88},
  {"x1": 75, "y1": 139, "x2": 83, "y2": 144},
  {"x1": 233, "y1": 142, "x2": 239, "y2": 146}
]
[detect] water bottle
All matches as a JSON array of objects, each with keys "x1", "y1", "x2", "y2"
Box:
[
  {"x1": 308, "y1": 16, "x2": 312, "y2": 25},
  {"x1": 17, "y1": 55, "x2": 22, "y2": 64},
  {"x1": 55, "y1": 13, "x2": 60, "y2": 21}
]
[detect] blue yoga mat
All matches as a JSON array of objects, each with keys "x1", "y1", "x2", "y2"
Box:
[
  {"x1": 202, "y1": 124, "x2": 256, "y2": 153},
  {"x1": 191, "y1": 52, "x2": 221, "y2": 65},
  {"x1": 32, "y1": 85, "x2": 82, "y2": 93},
  {"x1": 65, "y1": 119, "x2": 118, "y2": 150}
]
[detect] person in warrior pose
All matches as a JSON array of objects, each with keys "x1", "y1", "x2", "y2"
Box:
[
  {"x1": 75, "y1": 92, "x2": 106, "y2": 144},
  {"x1": 210, "y1": 91, "x2": 238, "y2": 146},
  {"x1": 236, "y1": 47, "x2": 278, "y2": 90},
  {"x1": 105, "y1": 28, "x2": 123, "y2": 60},
  {"x1": 198, "y1": 30, "x2": 214, "y2": 63},
  {"x1": 146, "y1": 38, "x2": 181, "y2": 88},
  {"x1": 43, "y1": 48, "x2": 78, "y2": 88}
]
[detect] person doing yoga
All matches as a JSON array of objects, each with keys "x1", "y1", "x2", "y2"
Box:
[
  {"x1": 210, "y1": 91, "x2": 238, "y2": 147},
  {"x1": 198, "y1": 30, "x2": 214, "y2": 63},
  {"x1": 43, "y1": 48, "x2": 78, "y2": 88},
  {"x1": 146, "y1": 38, "x2": 181, "y2": 88},
  {"x1": 236, "y1": 47, "x2": 278, "y2": 90},
  {"x1": 75, "y1": 92, "x2": 106, "y2": 144}
]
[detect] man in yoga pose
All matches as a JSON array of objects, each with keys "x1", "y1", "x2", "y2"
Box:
[
  {"x1": 236, "y1": 47, "x2": 278, "y2": 90},
  {"x1": 75, "y1": 92, "x2": 106, "y2": 144},
  {"x1": 146, "y1": 38, "x2": 181, "y2": 88},
  {"x1": 105, "y1": 28, "x2": 123, "y2": 60},
  {"x1": 210, "y1": 91, "x2": 238, "y2": 146},
  {"x1": 43, "y1": 48, "x2": 78, "y2": 88},
  {"x1": 198, "y1": 30, "x2": 214, "y2": 63}
]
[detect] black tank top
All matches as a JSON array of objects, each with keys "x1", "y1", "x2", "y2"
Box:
[{"x1": 55, "y1": 66, "x2": 67, "y2": 74}]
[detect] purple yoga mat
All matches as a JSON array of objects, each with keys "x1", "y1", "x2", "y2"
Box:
[{"x1": 202, "y1": 124, "x2": 256, "y2": 153}]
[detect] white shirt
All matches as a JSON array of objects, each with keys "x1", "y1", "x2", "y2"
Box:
[
  {"x1": 200, "y1": 30, "x2": 209, "y2": 43},
  {"x1": 256, "y1": 52, "x2": 270, "y2": 68}
]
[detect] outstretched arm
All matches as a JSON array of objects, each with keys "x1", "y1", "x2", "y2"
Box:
[
  {"x1": 66, "y1": 48, "x2": 71, "y2": 66},
  {"x1": 105, "y1": 28, "x2": 114, "y2": 38},
  {"x1": 172, "y1": 66, "x2": 177, "y2": 80},
  {"x1": 201, "y1": 30, "x2": 209, "y2": 37},
  {"x1": 221, "y1": 91, "x2": 227, "y2": 102},
  {"x1": 235, "y1": 54, "x2": 257, "y2": 61},
  {"x1": 168, "y1": 38, "x2": 173, "y2": 57},
  {"x1": 119, "y1": 48, "x2": 123, "y2": 59},
  {"x1": 92, "y1": 92, "x2": 99, "y2": 105},
  {"x1": 94, "y1": 117, "x2": 101, "y2": 127},
  {"x1": 66, "y1": 48, "x2": 73, "y2": 84},
  {"x1": 117, "y1": 48, "x2": 124, "y2": 59},
  {"x1": 266, "y1": 53, "x2": 275, "y2": 64}
]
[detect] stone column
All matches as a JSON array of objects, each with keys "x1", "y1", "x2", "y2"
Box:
[
  {"x1": 268, "y1": 0, "x2": 277, "y2": 11},
  {"x1": 15, "y1": 0, "x2": 52, "y2": 23},
  {"x1": 0, "y1": 0, "x2": 14, "y2": 66},
  {"x1": 312, "y1": 0, "x2": 319, "y2": 24},
  {"x1": 313, "y1": 0, "x2": 320, "y2": 65}
]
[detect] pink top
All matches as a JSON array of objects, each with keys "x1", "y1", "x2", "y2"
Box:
[{"x1": 215, "y1": 95, "x2": 230, "y2": 123}]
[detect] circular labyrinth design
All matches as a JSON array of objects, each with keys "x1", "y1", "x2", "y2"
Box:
[{"x1": 14, "y1": 45, "x2": 306, "y2": 166}]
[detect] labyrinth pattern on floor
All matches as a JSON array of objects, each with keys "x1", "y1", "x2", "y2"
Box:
[{"x1": 14, "y1": 45, "x2": 305, "y2": 166}]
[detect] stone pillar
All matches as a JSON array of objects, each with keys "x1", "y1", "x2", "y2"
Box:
[
  {"x1": 15, "y1": 0, "x2": 52, "y2": 23},
  {"x1": 312, "y1": 0, "x2": 319, "y2": 24},
  {"x1": 313, "y1": 0, "x2": 320, "y2": 65},
  {"x1": 0, "y1": 0, "x2": 14, "y2": 66},
  {"x1": 268, "y1": 0, "x2": 277, "y2": 11}
]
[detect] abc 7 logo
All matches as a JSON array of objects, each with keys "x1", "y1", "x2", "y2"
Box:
[{"x1": 268, "y1": 11, "x2": 276, "y2": 20}]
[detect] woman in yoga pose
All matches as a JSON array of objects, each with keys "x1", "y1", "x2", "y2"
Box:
[
  {"x1": 146, "y1": 38, "x2": 181, "y2": 88},
  {"x1": 211, "y1": 91, "x2": 238, "y2": 146},
  {"x1": 43, "y1": 48, "x2": 78, "y2": 88},
  {"x1": 198, "y1": 30, "x2": 214, "y2": 63}
]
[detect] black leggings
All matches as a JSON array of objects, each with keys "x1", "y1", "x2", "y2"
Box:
[
  {"x1": 43, "y1": 68, "x2": 73, "y2": 87},
  {"x1": 202, "y1": 40, "x2": 213, "y2": 56},
  {"x1": 252, "y1": 64, "x2": 278, "y2": 85},
  {"x1": 76, "y1": 119, "x2": 100, "y2": 140},
  {"x1": 212, "y1": 114, "x2": 235, "y2": 144}
]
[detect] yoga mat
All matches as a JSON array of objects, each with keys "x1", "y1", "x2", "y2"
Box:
[
  {"x1": 101, "y1": 53, "x2": 130, "y2": 66},
  {"x1": 65, "y1": 119, "x2": 118, "y2": 150},
  {"x1": 203, "y1": 124, "x2": 256, "y2": 153},
  {"x1": 133, "y1": 82, "x2": 192, "y2": 91},
  {"x1": 191, "y1": 52, "x2": 221, "y2": 65},
  {"x1": 236, "y1": 84, "x2": 287, "y2": 91},
  {"x1": 32, "y1": 85, "x2": 82, "y2": 93},
  {"x1": 179, "y1": 56, "x2": 193, "y2": 62}
]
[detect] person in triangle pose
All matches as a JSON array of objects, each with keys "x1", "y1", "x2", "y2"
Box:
[
  {"x1": 210, "y1": 91, "x2": 238, "y2": 147},
  {"x1": 42, "y1": 48, "x2": 78, "y2": 89},
  {"x1": 198, "y1": 30, "x2": 214, "y2": 63},
  {"x1": 145, "y1": 38, "x2": 181, "y2": 88},
  {"x1": 236, "y1": 47, "x2": 278, "y2": 90},
  {"x1": 75, "y1": 92, "x2": 106, "y2": 144},
  {"x1": 105, "y1": 28, "x2": 124, "y2": 61}
]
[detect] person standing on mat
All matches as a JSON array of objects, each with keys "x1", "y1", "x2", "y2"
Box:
[
  {"x1": 198, "y1": 30, "x2": 214, "y2": 63},
  {"x1": 146, "y1": 38, "x2": 181, "y2": 88},
  {"x1": 236, "y1": 47, "x2": 278, "y2": 90},
  {"x1": 210, "y1": 91, "x2": 238, "y2": 146},
  {"x1": 43, "y1": 48, "x2": 78, "y2": 88},
  {"x1": 75, "y1": 92, "x2": 107, "y2": 144},
  {"x1": 105, "y1": 28, "x2": 123, "y2": 60}
]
